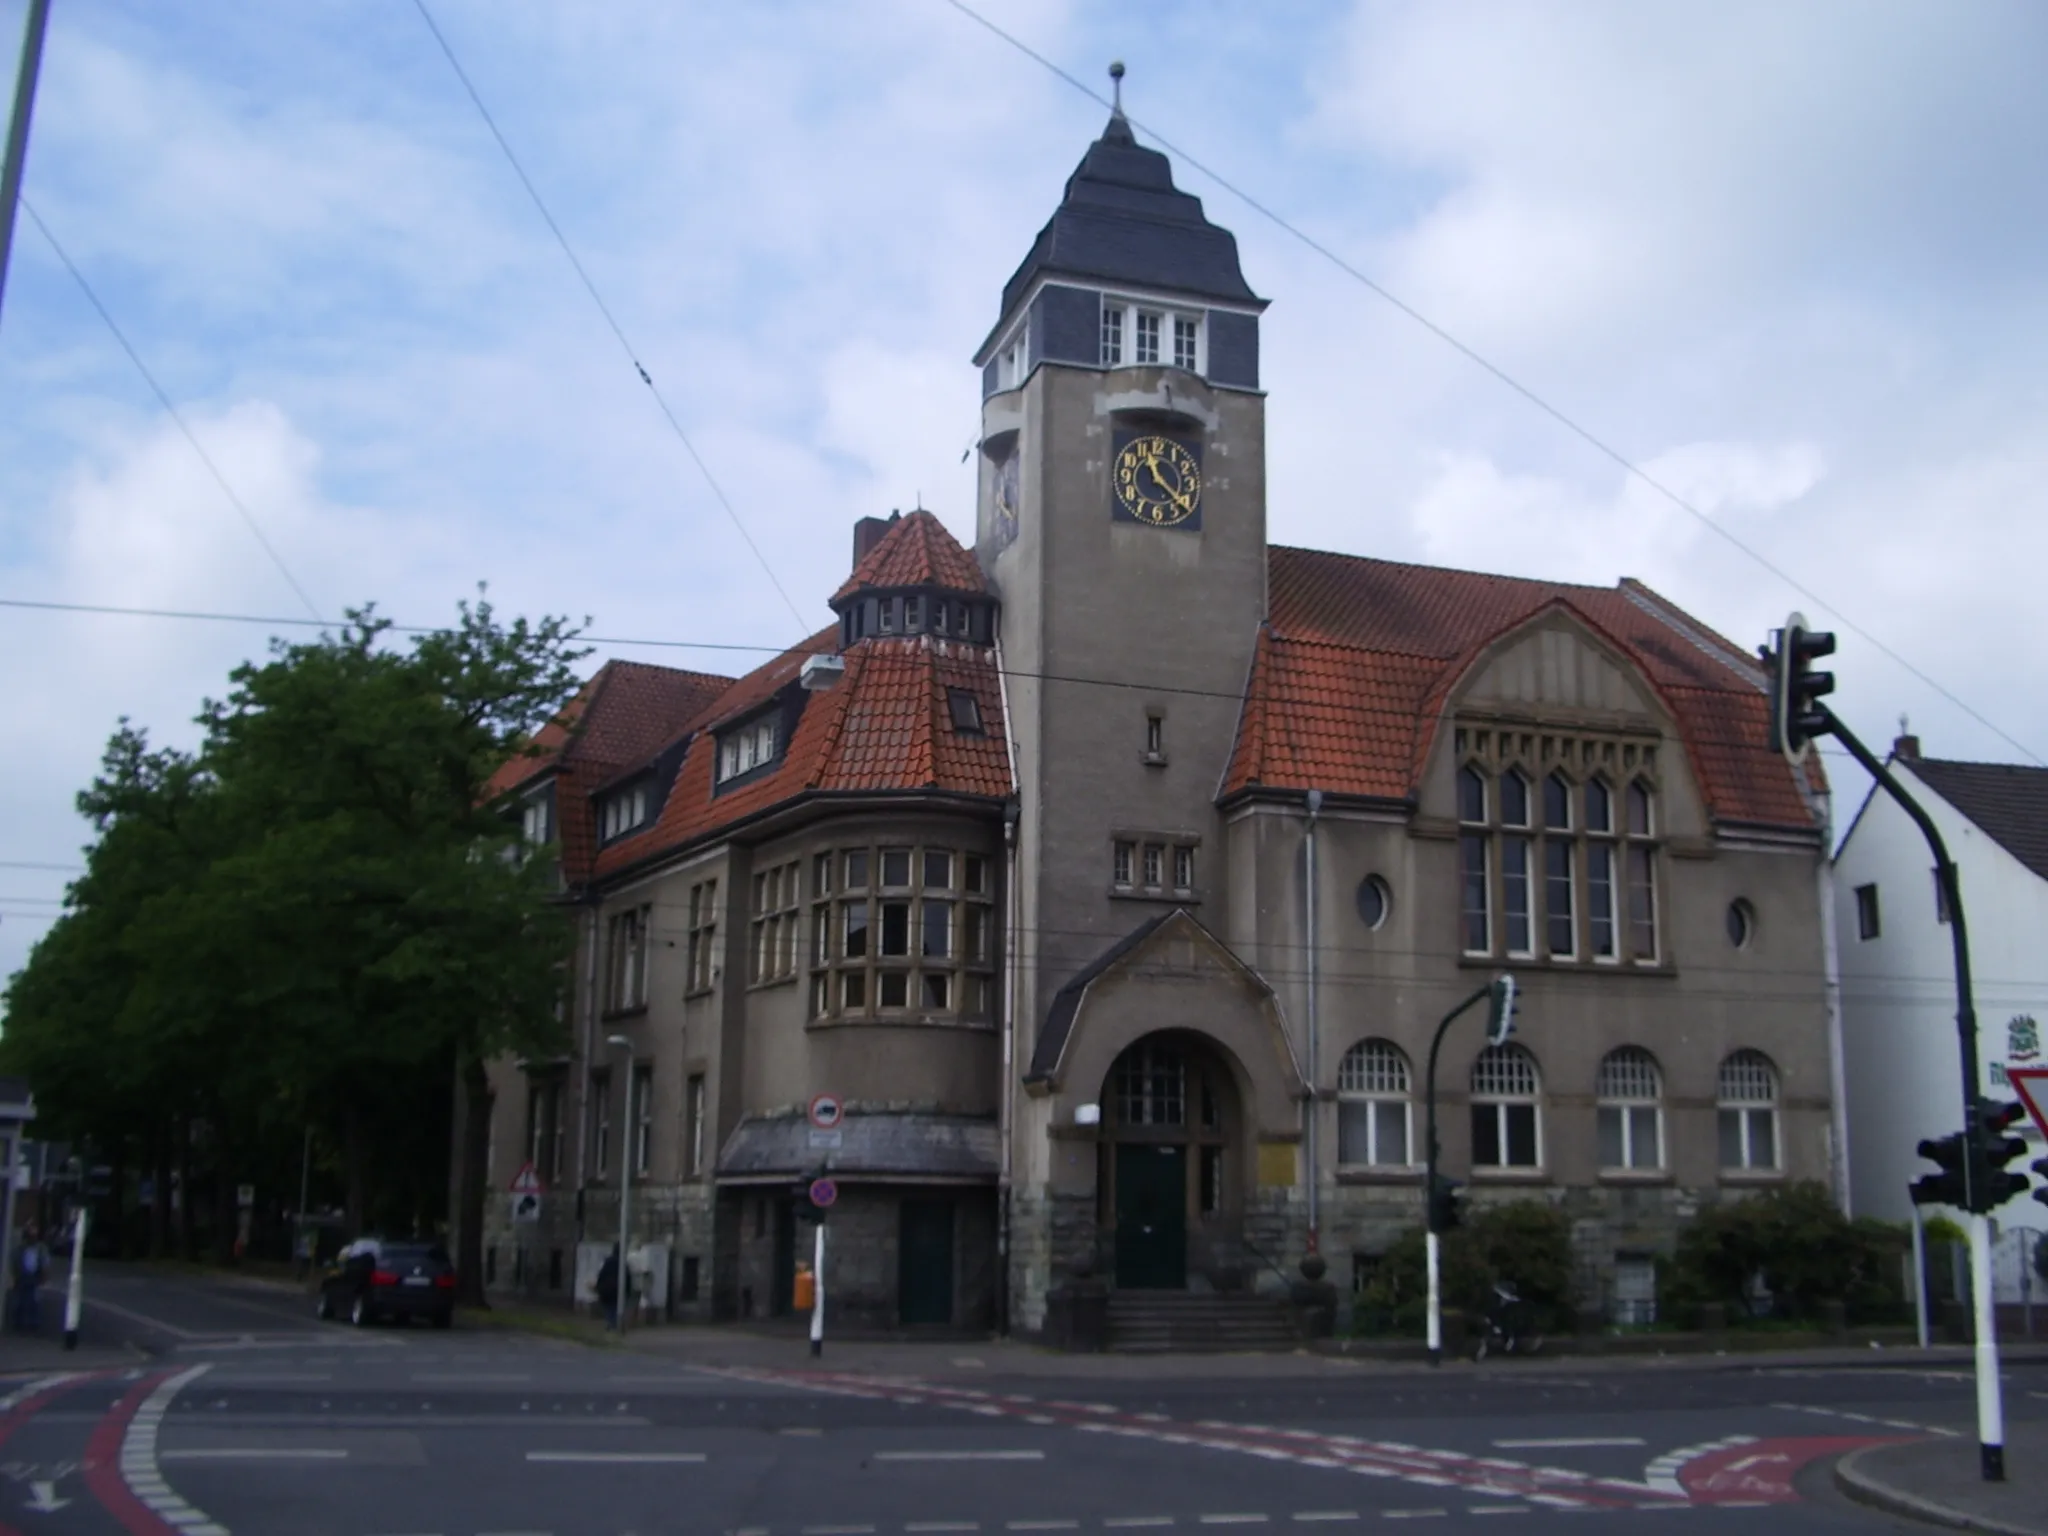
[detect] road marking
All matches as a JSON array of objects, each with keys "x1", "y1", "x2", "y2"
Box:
[
  {"x1": 1493, "y1": 1438, "x2": 1644, "y2": 1449},
  {"x1": 907, "y1": 1524, "x2": 981, "y2": 1532},
  {"x1": 1291, "y1": 1516, "x2": 1359, "y2": 1524},
  {"x1": 1470, "y1": 1509, "x2": 1530, "y2": 1517},
  {"x1": 1642, "y1": 1433, "x2": 1757, "y2": 1496},
  {"x1": 1105, "y1": 1521, "x2": 1176, "y2": 1529},
  {"x1": 802, "y1": 1526, "x2": 876, "y2": 1535},
  {"x1": 1383, "y1": 1513, "x2": 1447, "y2": 1521},
  {"x1": 1198, "y1": 1517, "x2": 1269, "y2": 1525},
  {"x1": 1770, "y1": 1401, "x2": 1961, "y2": 1438},
  {"x1": 525, "y1": 1449, "x2": 705, "y2": 1463},
  {"x1": 161, "y1": 1447, "x2": 349, "y2": 1460},
  {"x1": 1007, "y1": 1524, "x2": 1078, "y2": 1531},
  {"x1": 214, "y1": 1372, "x2": 333, "y2": 1384},
  {"x1": 412, "y1": 1372, "x2": 531, "y2": 1383},
  {"x1": 874, "y1": 1449, "x2": 1045, "y2": 1462},
  {"x1": 93, "y1": 1364, "x2": 230, "y2": 1536}
]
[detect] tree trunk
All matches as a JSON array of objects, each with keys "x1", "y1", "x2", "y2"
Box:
[
  {"x1": 176, "y1": 1119, "x2": 195, "y2": 1260},
  {"x1": 343, "y1": 1101, "x2": 366, "y2": 1239},
  {"x1": 149, "y1": 1133, "x2": 170, "y2": 1259},
  {"x1": 109, "y1": 1145, "x2": 127, "y2": 1260},
  {"x1": 454, "y1": 1052, "x2": 493, "y2": 1309}
]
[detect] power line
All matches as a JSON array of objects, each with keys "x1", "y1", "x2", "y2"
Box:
[
  {"x1": 17, "y1": 198, "x2": 325, "y2": 623},
  {"x1": 0, "y1": 860, "x2": 80, "y2": 872},
  {"x1": 406, "y1": 0, "x2": 808, "y2": 636},
  {"x1": 0, "y1": 592, "x2": 1873, "y2": 764},
  {"x1": 938, "y1": 0, "x2": 2044, "y2": 770}
]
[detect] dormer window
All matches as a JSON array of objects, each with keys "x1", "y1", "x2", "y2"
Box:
[
  {"x1": 1100, "y1": 296, "x2": 1204, "y2": 373},
  {"x1": 716, "y1": 714, "x2": 780, "y2": 784},
  {"x1": 519, "y1": 788, "x2": 553, "y2": 846},
  {"x1": 600, "y1": 782, "x2": 650, "y2": 842},
  {"x1": 947, "y1": 688, "x2": 984, "y2": 736}
]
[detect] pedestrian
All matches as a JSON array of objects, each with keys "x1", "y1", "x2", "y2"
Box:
[
  {"x1": 11, "y1": 1223, "x2": 46, "y2": 1333},
  {"x1": 595, "y1": 1244, "x2": 620, "y2": 1331}
]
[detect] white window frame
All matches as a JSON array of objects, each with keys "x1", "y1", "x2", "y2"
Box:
[
  {"x1": 1336, "y1": 1039, "x2": 1414, "y2": 1168},
  {"x1": 1470, "y1": 1044, "x2": 1543, "y2": 1170},
  {"x1": 1596, "y1": 1048, "x2": 1664, "y2": 1171},
  {"x1": 1100, "y1": 294, "x2": 1205, "y2": 373},
  {"x1": 1718, "y1": 1050, "x2": 1781, "y2": 1172},
  {"x1": 717, "y1": 716, "x2": 779, "y2": 785}
]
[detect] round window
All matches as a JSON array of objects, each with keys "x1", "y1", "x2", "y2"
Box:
[
  {"x1": 1726, "y1": 899, "x2": 1754, "y2": 949},
  {"x1": 1356, "y1": 875, "x2": 1391, "y2": 931}
]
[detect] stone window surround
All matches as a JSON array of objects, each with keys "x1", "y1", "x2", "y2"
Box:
[{"x1": 1109, "y1": 827, "x2": 1201, "y2": 902}]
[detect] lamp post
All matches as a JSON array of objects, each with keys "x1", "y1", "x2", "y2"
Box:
[
  {"x1": 606, "y1": 1034, "x2": 633, "y2": 1331},
  {"x1": 1423, "y1": 975, "x2": 1519, "y2": 1366}
]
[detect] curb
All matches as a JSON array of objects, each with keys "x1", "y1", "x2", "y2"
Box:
[{"x1": 1833, "y1": 1443, "x2": 2046, "y2": 1536}]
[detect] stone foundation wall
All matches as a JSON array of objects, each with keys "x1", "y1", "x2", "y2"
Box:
[{"x1": 480, "y1": 1182, "x2": 718, "y2": 1319}]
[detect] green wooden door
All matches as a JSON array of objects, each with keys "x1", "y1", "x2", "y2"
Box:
[
  {"x1": 898, "y1": 1199, "x2": 955, "y2": 1325},
  {"x1": 1114, "y1": 1144, "x2": 1187, "y2": 1289}
]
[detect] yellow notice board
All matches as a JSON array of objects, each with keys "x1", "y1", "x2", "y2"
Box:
[{"x1": 1257, "y1": 1142, "x2": 1297, "y2": 1187}]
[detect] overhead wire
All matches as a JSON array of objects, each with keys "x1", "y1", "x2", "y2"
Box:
[
  {"x1": 17, "y1": 198, "x2": 324, "y2": 623},
  {"x1": 405, "y1": 0, "x2": 808, "y2": 635},
  {"x1": 937, "y1": 0, "x2": 2044, "y2": 768}
]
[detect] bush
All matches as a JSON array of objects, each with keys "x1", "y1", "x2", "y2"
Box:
[
  {"x1": 1659, "y1": 1182, "x2": 1908, "y2": 1326},
  {"x1": 1357, "y1": 1200, "x2": 1574, "y2": 1335}
]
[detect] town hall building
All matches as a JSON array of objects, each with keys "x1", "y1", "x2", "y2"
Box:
[{"x1": 478, "y1": 107, "x2": 1837, "y2": 1339}]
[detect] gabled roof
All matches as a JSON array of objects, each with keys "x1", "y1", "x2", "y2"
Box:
[
  {"x1": 831, "y1": 510, "x2": 988, "y2": 604},
  {"x1": 1225, "y1": 547, "x2": 1818, "y2": 832},
  {"x1": 591, "y1": 632, "x2": 1013, "y2": 881},
  {"x1": 988, "y1": 112, "x2": 1263, "y2": 345},
  {"x1": 484, "y1": 659, "x2": 736, "y2": 884},
  {"x1": 1906, "y1": 758, "x2": 2048, "y2": 882}
]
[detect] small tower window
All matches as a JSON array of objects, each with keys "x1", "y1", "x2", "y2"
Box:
[
  {"x1": 1101, "y1": 305, "x2": 1124, "y2": 366},
  {"x1": 1173, "y1": 316, "x2": 1199, "y2": 371},
  {"x1": 1135, "y1": 310, "x2": 1161, "y2": 364}
]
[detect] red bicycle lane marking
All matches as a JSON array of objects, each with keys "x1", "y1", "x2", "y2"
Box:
[
  {"x1": 0, "y1": 1371, "x2": 123, "y2": 1536},
  {"x1": 82, "y1": 1370, "x2": 183, "y2": 1536},
  {"x1": 718, "y1": 1366, "x2": 1648, "y2": 1509},
  {"x1": 1680, "y1": 1435, "x2": 1907, "y2": 1503}
]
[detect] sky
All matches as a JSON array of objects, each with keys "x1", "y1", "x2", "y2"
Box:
[{"x1": 2, "y1": 0, "x2": 2045, "y2": 990}]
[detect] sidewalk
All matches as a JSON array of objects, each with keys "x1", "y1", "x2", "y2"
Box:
[
  {"x1": 1837, "y1": 1420, "x2": 2048, "y2": 1536},
  {"x1": 0, "y1": 1326, "x2": 145, "y2": 1377}
]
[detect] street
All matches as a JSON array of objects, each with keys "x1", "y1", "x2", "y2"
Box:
[{"x1": 0, "y1": 1268, "x2": 2041, "y2": 1535}]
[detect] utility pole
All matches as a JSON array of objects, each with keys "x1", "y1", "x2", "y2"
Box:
[{"x1": 0, "y1": 0, "x2": 52, "y2": 330}]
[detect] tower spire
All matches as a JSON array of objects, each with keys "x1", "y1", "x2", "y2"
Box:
[{"x1": 1109, "y1": 59, "x2": 1125, "y2": 116}]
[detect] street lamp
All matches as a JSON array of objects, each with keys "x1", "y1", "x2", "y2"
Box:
[{"x1": 606, "y1": 1033, "x2": 633, "y2": 1331}]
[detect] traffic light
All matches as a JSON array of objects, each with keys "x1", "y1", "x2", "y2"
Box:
[
  {"x1": 1486, "y1": 974, "x2": 1519, "y2": 1046},
  {"x1": 1910, "y1": 1131, "x2": 1969, "y2": 1209},
  {"x1": 1977, "y1": 1100, "x2": 2032, "y2": 1211},
  {"x1": 1766, "y1": 613, "x2": 1837, "y2": 763},
  {"x1": 1429, "y1": 1172, "x2": 1465, "y2": 1233}
]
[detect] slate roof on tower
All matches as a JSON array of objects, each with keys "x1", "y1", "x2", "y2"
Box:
[
  {"x1": 1225, "y1": 547, "x2": 1821, "y2": 833},
  {"x1": 991, "y1": 111, "x2": 1264, "y2": 333}
]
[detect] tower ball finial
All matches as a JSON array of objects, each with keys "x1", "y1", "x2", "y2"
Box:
[{"x1": 1109, "y1": 59, "x2": 1125, "y2": 113}]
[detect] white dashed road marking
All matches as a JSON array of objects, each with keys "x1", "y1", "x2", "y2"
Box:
[
  {"x1": 874, "y1": 1449, "x2": 1046, "y2": 1462},
  {"x1": 1769, "y1": 1401, "x2": 1961, "y2": 1437},
  {"x1": 525, "y1": 1449, "x2": 706, "y2": 1463},
  {"x1": 121, "y1": 1363, "x2": 231, "y2": 1536}
]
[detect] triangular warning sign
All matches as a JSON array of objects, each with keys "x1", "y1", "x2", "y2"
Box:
[
  {"x1": 2009, "y1": 1067, "x2": 2048, "y2": 1141},
  {"x1": 508, "y1": 1162, "x2": 543, "y2": 1195}
]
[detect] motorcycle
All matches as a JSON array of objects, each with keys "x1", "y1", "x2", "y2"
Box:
[{"x1": 1472, "y1": 1279, "x2": 1544, "y2": 1360}]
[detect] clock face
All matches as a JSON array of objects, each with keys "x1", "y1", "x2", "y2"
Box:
[{"x1": 1112, "y1": 432, "x2": 1202, "y2": 529}]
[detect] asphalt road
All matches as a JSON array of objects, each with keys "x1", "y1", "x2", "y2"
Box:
[{"x1": 0, "y1": 1267, "x2": 2041, "y2": 1536}]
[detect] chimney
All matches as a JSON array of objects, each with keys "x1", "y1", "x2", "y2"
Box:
[
  {"x1": 1894, "y1": 733, "x2": 1920, "y2": 762},
  {"x1": 852, "y1": 511, "x2": 900, "y2": 571}
]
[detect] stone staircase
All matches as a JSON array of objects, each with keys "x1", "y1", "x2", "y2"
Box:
[{"x1": 1106, "y1": 1289, "x2": 1302, "y2": 1353}]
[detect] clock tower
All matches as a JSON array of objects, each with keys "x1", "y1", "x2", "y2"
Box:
[{"x1": 974, "y1": 97, "x2": 1269, "y2": 1271}]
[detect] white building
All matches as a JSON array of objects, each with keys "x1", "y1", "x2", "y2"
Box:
[{"x1": 1833, "y1": 736, "x2": 2048, "y2": 1302}]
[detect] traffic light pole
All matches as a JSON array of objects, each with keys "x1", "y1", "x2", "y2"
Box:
[
  {"x1": 1819, "y1": 705, "x2": 2005, "y2": 1481},
  {"x1": 1424, "y1": 981, "x2": 1496, "y2": 1368}
]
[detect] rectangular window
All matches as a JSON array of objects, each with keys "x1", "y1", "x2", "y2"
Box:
[
  {"x1": 1599, "y1": 1105, "x2": 1661, "y2": 1170},
  {"x1": 924, "y1": 850, "x2": 954, "y2": 890},
  {"x1": 922, "y1": 971, "x2": 951, "y2": 1010},
  {"x1": 1338, "y1": 1101, "x2": 1409, "y2": 1167},
  {"x1": 1545, "y1": 840, "x2": 1576, "y2": 957},
  {"x1": 1460, "y1": 834, "x2": 1491, "y2": 953},
  {"x1": 606, "y1": 906, "x2": 650, "y2": 1011},
  {"x1": 842, "y1": 900, "x2": 870, "y2": 959},
  {"x1": 1502, "y1": 837, "x2": 1532, "y2": 954},
  {"x1": 1145, "y1": 714, "x2": 1164, "y2": 757},
  {"x1": 686, "y1": 880, "x2": 718, "y2": 993},
  {"x1": 1720, "y1": 1107, "x2": 1779, "y2": 1171},
  {"x1": 1856, "y1": 882, "x2": 1881, "y2": 940},
  {"x1": 964, "y1": 854, "x2": 989, "y2": 894},
  {"x1": 1473, "y1": 1103, "x2": 1539, "y2": 1169},
  {"x1": 685, "y1": 1074, "x2": 706, "y2": 1177},
  {"x1": 922, "y1": 899, "x2": 954, "y2": 959},
  {"x1": 842, "y1": 969, "x2": 866, "y2": 1009},
  {"x1": 966, "y1": 973, "x2": 993, "y2": 1018},
  {"x1": 1588, "y1": 846, "x2": 1616, "y2": 958},
  {"x1": 844, "y1": 849, "x2": 869, "y2": 889},
  {"x1": 1173, "y1": 315, "x2": 1199, "y2": 371},
  {"x1": 632, "y1": 1064, "x2": 653, "y2": 1176},
  {"x1": 812, "y1": 903, "x2": 831, "y2": 965},
  {"x1": 963, "y1": 904, "x2": 990, "y2": 964},
  {"x1": 814, "y1": 852, "x2": 832, "y2": 896},
  {"x1": 881, "y1": 847, "x2": 912, "y2": 887},
  {"x1": 1627, "y1": 846, "x2": 1657, "y2": 960},
  {"x1": 879, "y1": 971, "x2": 909, "y2": 1008},
  {"x1": 946, "y1": 689, "x2": 983, "y2": 735},
  {"x1": 749, "y1": 862, "x2": 799, "y2": 984},
  {"x1": 1135, "y1": 310, "x2": 1161, "y2": 364},
  {"x1": 1173, "y1": 845, "x2": 1194, "y2": 891},
  {"x1": 1100, "y1": 304, "x2": 1124, "y2": 365},
  {"x1": 809, "y1": 972, "x2": 830, "y2": 1018},
  {"x1": 590, "y1": 1070, "x2": 612, "y2": 1179},
  {"x1": 880, "y1": 900, "x2": 911, "y2": 957},
  {"x1": 1113, "y1": 841, "x2": 1135, "y2": 888},
  {"x1": 1143, "y1": 844, "x2": 1163, "y2": 889}
]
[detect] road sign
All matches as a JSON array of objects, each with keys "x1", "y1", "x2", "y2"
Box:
[
  {"x1": 2010, "y1": 1067, "x2": 2048, "y2": 1139},
  {"x1": 510, "y1": 1192, "x2": 542, "y2": 1224},
  {"x1": 808, "y1": 1177, "x2": 838, "y2": 1209},
  {"x1": 808, "y1": 1094, "x2": 843, "y2": 1131},
  {"x1": 508, "y1": 1162, "x2": 543, "y2": 1195},
  {"x1": 235, "y1": 1183, "x2": 255, "y2": 1209}
]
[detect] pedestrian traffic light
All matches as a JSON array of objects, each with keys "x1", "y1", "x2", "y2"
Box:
[
  {"x1": 1765, "y1": 613, "x2": 1837, "y2": 763},
  {"x1": 1486, "y1": 974, "x2": 1519, "y2": 1046},
  {"x1": 1910, "y1": 1131, "x2": 1969, "y2": 1209},
  {"x1": 1429, "y1": 1172, "x2": 1465, "y2": 1233},
  {"x1": 1977, "y1": 1100, "x2": 2032, "y2": 1211}
]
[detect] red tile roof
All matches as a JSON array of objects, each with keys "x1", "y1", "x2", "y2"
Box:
[
  {"x1": 1227, "y1": 548, "x2": 1818, "y2": 831},
  {"x1": 831, "y1": 510, "x2": 989, "y2": 603},
  {"x1": 485, "y1": 659, "x2": 736, "y2": 883},
  {"x1": 591, "y1": 633, "x2": 1013, "y2": 881}
]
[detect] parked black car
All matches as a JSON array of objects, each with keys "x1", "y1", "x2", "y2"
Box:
[{"x1": 316, "y1": 1239, "x2": 456, "y2": 1328}]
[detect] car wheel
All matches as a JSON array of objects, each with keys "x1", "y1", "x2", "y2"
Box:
[
  {"x1": 349, "y1": 1293, "x2": 369, "y2": 1328},
  {"x1": 316, "y1": 1289, "x2": 333, "y2": 1322},
  {"x1": 432, "y1": 1309, "x2": 452, "y2": 1330}
]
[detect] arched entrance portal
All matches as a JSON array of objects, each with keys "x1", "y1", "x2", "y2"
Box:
[{"x1": 1099, "y1": 1031, "x2": 1246, "y2": 1290}]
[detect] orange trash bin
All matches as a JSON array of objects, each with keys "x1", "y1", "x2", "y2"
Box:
[{"x1": 793, "y1": 1264, "x2": 814, "y2": 1312}]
